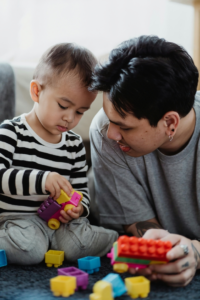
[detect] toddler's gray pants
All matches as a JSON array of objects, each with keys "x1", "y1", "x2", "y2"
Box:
[{"x1": 0, "y1": 215, "x2": 118, "y2": 265}]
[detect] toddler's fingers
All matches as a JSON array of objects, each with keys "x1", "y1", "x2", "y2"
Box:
[
  {"x1": 60, "y1": 181, "x2": 73, "y2": 196},
  {"x1": 49, "y1": 186, "x2": 56, "y2": 199},
  {"x1": 67, "y1": 209, "x2": 79, "y2": 219},
  {"x1": 53, "y1": 183, "x2": 61, "y2": 200},
  {"x1": 59, "y1": 210, "x2": 72, "y2": 222}
]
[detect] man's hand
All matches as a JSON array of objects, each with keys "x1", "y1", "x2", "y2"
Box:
[
  {"x1": 129, "y1": 229, "x2": 200, "y2": 287},
  {"x1": 59, "y1": 202, "x2": 84, "y2": 224},
  {"x1": 45, "y1": 172, "x2": 73, "y2": 200}
]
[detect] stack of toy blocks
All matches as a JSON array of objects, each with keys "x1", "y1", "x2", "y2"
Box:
[
  {"x1": 58, "y1": 267, "x2": 88, "y2": 290},
  {"x1": 107, "y1": 235, "x2": 172, "y2": 273},
  {"x1": 37, "y1": 189, "x2": 83, "y2": 229}
]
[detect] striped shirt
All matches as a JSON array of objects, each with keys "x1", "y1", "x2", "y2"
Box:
[{"x1": 0, "y1": 114, "x2": 90, "y2": 217}]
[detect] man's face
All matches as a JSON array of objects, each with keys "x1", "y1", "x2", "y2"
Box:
[
  {"x1": 35, "y1": 73, "x2": 96, "y2": 140},
  {"x1": 103, "y1": 93, "x2": 167, "y2": 157}
]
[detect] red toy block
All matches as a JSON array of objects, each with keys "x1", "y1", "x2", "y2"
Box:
[{"x1": 117, "y1": 236, "x2": 172, "y2": 262}]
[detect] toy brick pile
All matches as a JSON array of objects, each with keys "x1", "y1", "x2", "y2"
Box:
[
  {"x1": 0, "y1": 188, "x2": 173, "y2": 299},
  {"x1": 44, "y1": 234, "x2": 172, "y2": 299}
]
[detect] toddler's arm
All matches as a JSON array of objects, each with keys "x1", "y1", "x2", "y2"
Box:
[{"x1": 0, "y1": 120, "x2": 50, "y2": 196}]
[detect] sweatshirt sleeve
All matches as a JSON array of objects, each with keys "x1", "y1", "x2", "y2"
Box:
[
  {"x1": 0, "y1": 121, "x2": 50, "y2": 196},
  {"x1": 69, "y1": 136, "x2": 90, "y2": 217}
]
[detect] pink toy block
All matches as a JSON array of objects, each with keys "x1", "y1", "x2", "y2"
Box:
[
  {"x1": 58, "y1": 267, "x2": 88, "y2": 290},
  {"x1": 107, "y1": 247, "x2": 147, "y2": 270},
  {"x1": 66, "y1": 192, "x2": 82, "y2": 206}
]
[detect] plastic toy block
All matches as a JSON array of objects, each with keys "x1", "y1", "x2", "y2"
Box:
[
  {"x1": 102, "y1": 273, "x2": 127, "y2": 297},
  {"x1": 56, "y1": 189, "x2": 82, "y2": 205},
  {"x1": 50, "y1": 275, "x2": 76, "y2": 297},
  {"x1": 38, "y1": 189, "x2": 83, "y2": 230},
  {"x1": 150, "y1": 260, "x2": 166, "y2": 265},
  {"x1": 0, "y1": 250, "x2": 7, "y2": 267},
  {"x1": 107, "y1": 247, "x2": 147, "y2": 273},
  {"x1": 45, "y1": 250, "x2": 64, "y2": 267},
  {"x1": 90, "y1": 280, "x2": 113, "y2": 300},
  {"x1": 78, "y1": 256, "x2": 101, "y2": 274},
  {"x1": 114, "y1": 242, "x2": 151, "y2": 264},
  {"x1": 125, "y1": 276, "x2": 150, "y2": 298},
  {"x1": 37, "y1": 197, "x2": 61, "y2": 221},
  {"x1": 58, "y1": 267, "x2": 88, "y2": 290},
  {"x1": 118, "y1": 235, "x2": 172, "y2": 261}
]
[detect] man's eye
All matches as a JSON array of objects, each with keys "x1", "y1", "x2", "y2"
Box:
[
  {"x1": 58, "y1": 103, "x2": 67, "y2": 109},
  {"x1": 120, "y1": 127, "x2": 131, "y2": 131}
]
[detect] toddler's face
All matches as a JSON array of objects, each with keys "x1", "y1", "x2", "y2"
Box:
[{"x1": 35, "y1": 73, "x2": 96, "y2": 139}]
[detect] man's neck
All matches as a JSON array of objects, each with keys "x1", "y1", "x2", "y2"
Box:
[{"x1": 159, "y1": 108, "x2": 196, "y2": 155}]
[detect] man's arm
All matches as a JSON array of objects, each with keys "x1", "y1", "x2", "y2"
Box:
[{"x1": 124, "y1": 218, "x2": 162, "y2": 237}]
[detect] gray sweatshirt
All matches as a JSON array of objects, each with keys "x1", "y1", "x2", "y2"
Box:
[{"x1": 90, "y1": 91, "x2": 200, "y2": 240}]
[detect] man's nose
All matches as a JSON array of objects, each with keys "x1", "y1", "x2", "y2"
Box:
[{"x1": 107, "y1": 123, "x2": 122, "y2": 141}]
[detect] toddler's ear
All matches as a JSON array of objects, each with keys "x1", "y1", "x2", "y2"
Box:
[{"x1": 30, "y1": 80, "x2": 42, "y2": 103}]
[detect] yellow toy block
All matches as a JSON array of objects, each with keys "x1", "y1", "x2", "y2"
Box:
[
  {"x1": 50, "y1": 275, "x2": 76, "y2": 297},
  {"x1": 56, "y1": 189, "x2": 71, "y2": 204},
  {"x1": 150, "y1": 260, "x2": 167, "y2": 265},
  {"x1": 90, "y1": 280, "x2": 113, "y2": 300},
  {"x1": 125, "y1": 276, "x2": 150, "y2": 299},
  {"x1": 45, "y1": 250, "x2": 64, "y2": 267}
]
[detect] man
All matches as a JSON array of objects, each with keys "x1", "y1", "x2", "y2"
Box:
[{"x1": 89, "y1": 36, "x2": 200, "y2": 286}]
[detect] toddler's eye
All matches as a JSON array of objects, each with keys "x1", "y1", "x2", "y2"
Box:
[
  {"x1": 58, "y1": 103, "x2": 67, "y2": 109},
  {"x1": 76, "y1": 111, "x2": 83, "y2": 115}
]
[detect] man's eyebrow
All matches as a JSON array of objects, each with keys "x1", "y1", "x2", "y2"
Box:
[
  {"x1": 59, "y1": 97, "x2": 90, "y2": 109},
  {"x1": 109, "y1": 119, "x2": 129, "y2": 127}
]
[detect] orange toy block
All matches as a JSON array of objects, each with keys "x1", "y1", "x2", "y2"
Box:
[{"x1": 118, "y1": 236, "x2": 172, "y2": 262}]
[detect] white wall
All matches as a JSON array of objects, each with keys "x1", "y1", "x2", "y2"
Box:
[
  {"x1": 0, "y1": 0, "x2": 195, "y2": 140},
  {"x1": 0, "y1": 0, "x2": 194, "y2": 63}
]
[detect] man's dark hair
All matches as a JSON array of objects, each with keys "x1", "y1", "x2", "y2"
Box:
[
  {"x1": 33, "y1": 43, "x2": 97, "y2": 88},
  {"x1": 90, "y1": 36, "x2": 199, "y2": 126}
]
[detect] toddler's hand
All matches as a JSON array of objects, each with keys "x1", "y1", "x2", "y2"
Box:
[
  {"x1": 45, "y1": 172, "x2": 73, "y2": 200},
  {"x1": 59, "y1": 202, "x2": 84, "y2": 224}
]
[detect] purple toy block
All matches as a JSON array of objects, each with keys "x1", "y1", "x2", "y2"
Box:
[
  {"x1": 57, "y1": 267, "x2": 88, "y2": 290},
  {"x1": 37, "y1": 197, "x2": 61, "y2": 221}
]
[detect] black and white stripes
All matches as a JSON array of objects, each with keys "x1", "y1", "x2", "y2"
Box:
[{"x1": 0, "y1": 114, "x2": 90, "y2": 216}]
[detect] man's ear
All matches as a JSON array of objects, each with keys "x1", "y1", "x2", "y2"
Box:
[
  {"x1": 30, "y1": 80, "x2": 42, "y2": 103},
  {"x1": 163, "y1": 111, "x2": 180, "y2": 136}
]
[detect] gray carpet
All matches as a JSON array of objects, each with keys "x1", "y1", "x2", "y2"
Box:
[{"x1": 0, "y1": 256, "x2": 200, "y2": 300}]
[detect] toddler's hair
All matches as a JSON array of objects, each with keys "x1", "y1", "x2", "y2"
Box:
[{"x1": 33, "y1": 43, "x2": 97, "y2": 88}]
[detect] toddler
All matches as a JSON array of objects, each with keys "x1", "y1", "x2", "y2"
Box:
[{"x1": 0, "y1": 43, "x2": 118, "y2": 265}]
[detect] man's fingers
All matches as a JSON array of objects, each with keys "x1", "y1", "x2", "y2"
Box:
[
  {"x1": 166, "y1": 243, "x2": 190, "y2": 261},
  {"x1": 129, "y1": 267, "x2": 151, "y2": 276},
  {"x1": 149, "y1": 258, "x2": 192, "y2": 274},
  {"x1": 143, "y1": 229, "x2": 169, "y2": 240},
  {"x1": 156, "y1": 268, "x2": 193, "y2": 286}
]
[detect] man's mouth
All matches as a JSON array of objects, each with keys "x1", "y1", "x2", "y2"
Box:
[
  {"x1": 117, "y1": 141, "x2": 131, "y2": 152},
  {"x1": 57, "y1": 125, "x2": 68, "y2": 132}
]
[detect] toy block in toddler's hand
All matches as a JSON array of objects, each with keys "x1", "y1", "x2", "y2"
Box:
[
  {"x1": 117, "y1": 235, "x2": 172, "y2": 262},
  {"x1": 37, "y1": 189, "x2": 83, "y2": 229}
]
